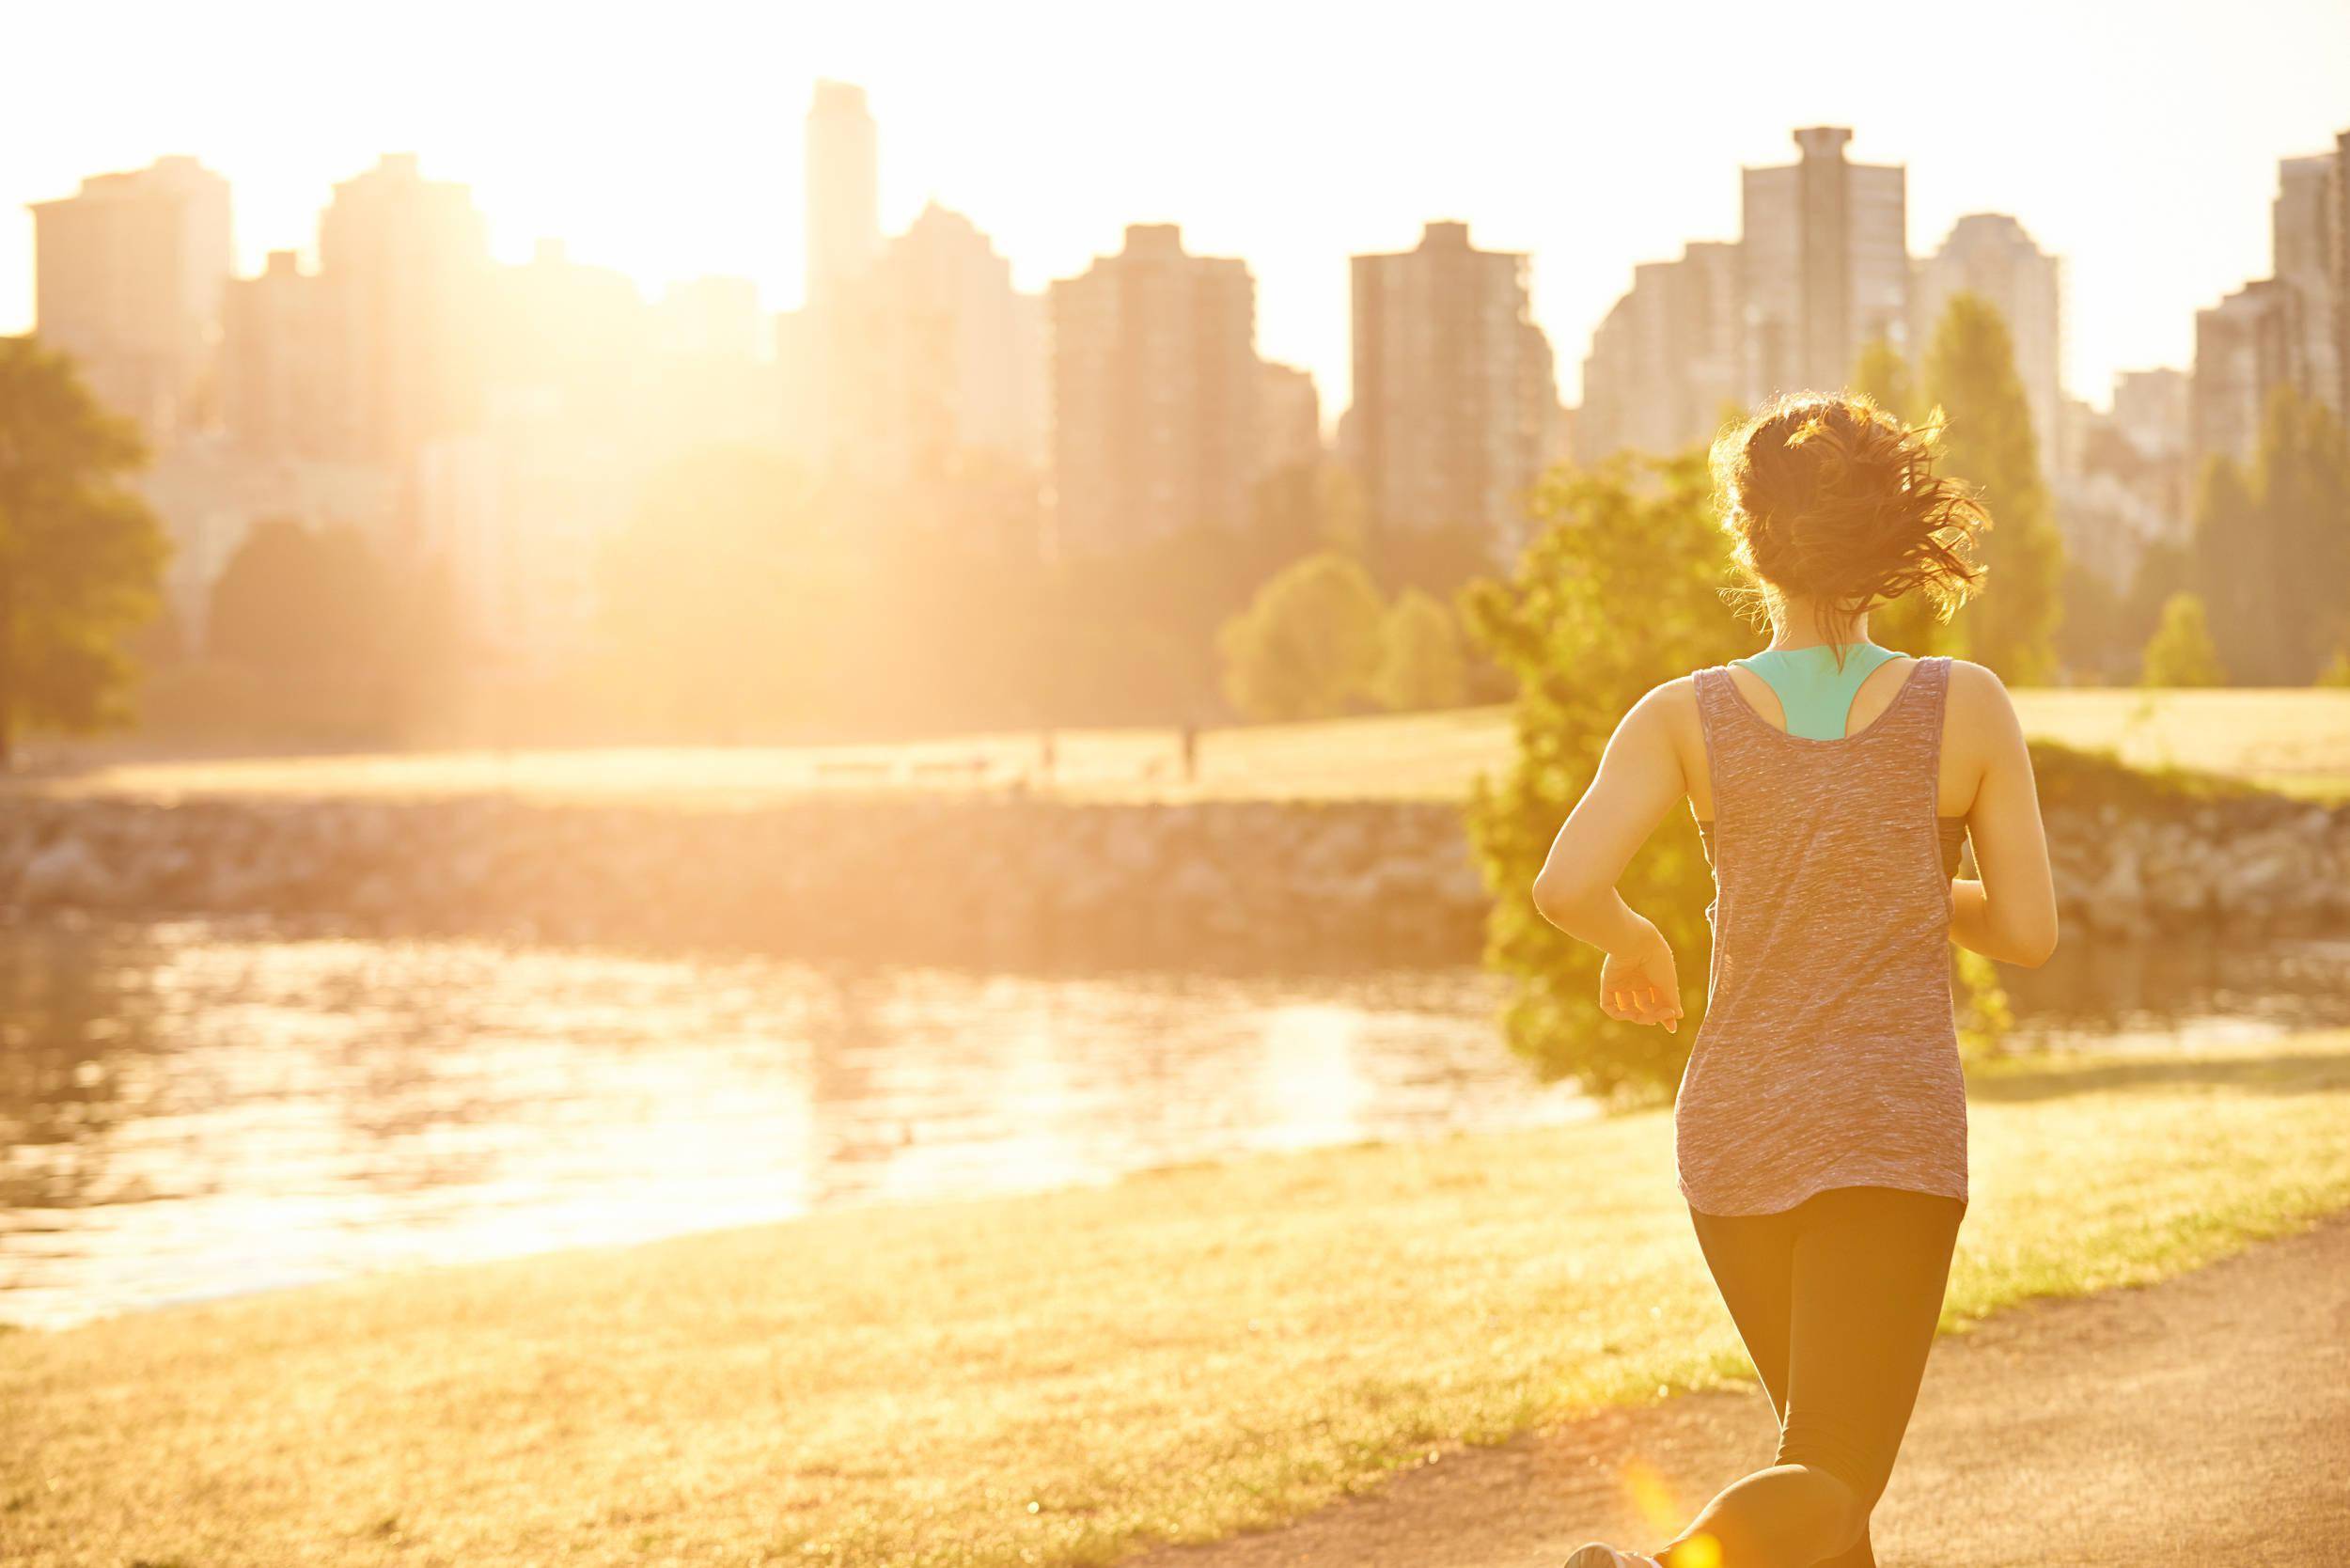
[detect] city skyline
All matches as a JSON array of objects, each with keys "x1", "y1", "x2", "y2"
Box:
[{"x1": 7, "y1": 0, "x2": 2348, "y2": 416}]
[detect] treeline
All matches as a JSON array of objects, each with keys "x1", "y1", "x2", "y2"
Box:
[
  {"x1": 571, "y1": 447, "x2": 1503, "y2": 745},
  {"x1": 8, "y1": 297, "x2": 2347, "y2": 763},
  {"x1": 2186, "y1": 386, "x2": 2350, "y2": 685},
  {"x1": 87, "y1": 420, "x2": 1512, "y2": 754},
  {"x1": 2059, "y1": 385, "x2": 2350, "y2": 689}
]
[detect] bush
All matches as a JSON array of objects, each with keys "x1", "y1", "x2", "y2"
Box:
[
  {"x1": 2138, "y1": 592, "x2": 2225, "y2": 688},
  {"x1": 1459, "y1": 451, "x2": 1749, "y2": 1103}
]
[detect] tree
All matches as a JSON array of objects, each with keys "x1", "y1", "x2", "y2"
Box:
[
  {"x1": 1851, "y1": 335, "x2": 1919, "y2": 426},
  {"x1": 594, "y1": 444, "x2": 839, "y2": 741},
  {"x1": 1368, "y1": 587, "x2": 1468, "y2": 712},
  {"x1": 1364, "y1": 518, "x2": 1496, "y2": 602},
  {"x1": 1458, "y1": 451, "x2": 1753, "y2": 1102},
  {"x1": 2188, "y1": 454, "x2": 2264, "y2": 683},
  {"x1": 208, "y1": 517, "x2": 394, "y2": 675},
  {"x1": 2192, "y1": 384, "x2": 2350, "y2": 684},
  {"x1": 2255, "y1": 384, "x2": 2350, "y2": 676},
  {"x1": 2139, "y1": 592, "x2": 2224, "y2": 687},
  {"x1": 1214, "y1": 550, "x2": 1386, "y2": 722},
  {"x1": 1249, "y1": 458, "x2": 1367, "y2": 565},
  {"x1": 1921, "y1": 294, "x2": 2064, "y2": 684},
  {"x1": 2054, "y1": 558, "x2": 2126, "y2": 685},
  {"x1": 0, "y1": 337, "x2": 169, "y2": 766}
]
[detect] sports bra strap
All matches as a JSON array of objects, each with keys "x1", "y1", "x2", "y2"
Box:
[{"x1": 1728, "y1": 642, "x2": 1905, "y2": 741}]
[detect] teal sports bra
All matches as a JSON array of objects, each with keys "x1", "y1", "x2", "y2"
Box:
[{"x1": 1729, "y1": 641, "x2": 1904, "y2": 741}]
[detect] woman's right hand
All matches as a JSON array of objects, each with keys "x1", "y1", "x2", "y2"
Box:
[{"x1": 1599, "y1": 917, "x2": 1684, "y2": 1033}]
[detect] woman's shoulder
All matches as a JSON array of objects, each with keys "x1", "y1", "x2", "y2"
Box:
[
  {"x1": 1935, "y1": 657, "x2": 2029, "y2": 753},
  {"x1": 1631, "y1": 671, "x2": 1707, "y2": 717},
  {"x1": 1938, "y1": 656, "x2": 2016, "y2": 712},
  {"x1": 1620, "y1": 673, "x2": 1709, "y2": 755}
]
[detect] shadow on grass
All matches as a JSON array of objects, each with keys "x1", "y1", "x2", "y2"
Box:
[{"x1": 1968, "y1": 1045, "x2": 2350, "y2": 1104}]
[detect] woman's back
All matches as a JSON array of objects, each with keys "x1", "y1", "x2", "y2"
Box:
[
  {"x1": 1527, "y1": 390, "x2": 2059, "y2": 1216},
  {"x1": 1673, "y1": 653, "x2": 1968, "y2": 1217}
]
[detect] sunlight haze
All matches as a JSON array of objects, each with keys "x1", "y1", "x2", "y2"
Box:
[{"x1": 8, "y1": 0, "x2": 2347, "y2": 409}]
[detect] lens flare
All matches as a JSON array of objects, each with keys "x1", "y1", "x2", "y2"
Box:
[{"x1": 1622, "y1": 1456, "x2": 1679, "y2": 1535}]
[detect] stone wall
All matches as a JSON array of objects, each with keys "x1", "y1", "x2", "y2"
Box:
[{"x1": 5, "y1": 783, "x2": 2346, "y2": 965}]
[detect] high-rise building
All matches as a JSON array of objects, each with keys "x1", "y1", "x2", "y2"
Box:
[
  {"x1": 2056, "y1": 368, "x2": 2197, "y2": 604},
  {"x1": 27, "y1": 155, "x2": 232, "y2": 441},
  {"x1": 1740, "y1": 127, "x2": 1909, "y2": 400},
  {"x1": 316, "y1": 153, "x2": 494, "y2": 467},
  {"x1": 221, "y1": 249, "x2": 326, "y2": 459},
  {"x1": 2274, "y1": 149, "x2": 2342, "y2": 419},
  {"x1": 2192, "y1": 278, "x2": 2305, "y2": 468},
  {"x1": 2110, "y1": 368, "x2": 2191, "y2": 463},
  {"x1": 1581, "y1": 240, "x2": 1744, "y2": 462},
  {"x1": 1049, "y1": 223, "x2": 1259, "y2": 557},
  {"x1": 1258, "y1": 361, "x2": 1324, "y2": 478},
  {"x1": 658, "y1": 275, "x2": 765, "y2": 363},
  {"x1": 415, "y1": 384, "x2": 636, "y2": 674},
  {"x1": 496, "y1": 238, "x2": 654, "y2": 406},
  {"x1": 1914, "y1": 213, "x2": 2064, "y2": 471},
  {"x1": 1348, "y1": 221, "x2": 1560, "y2": 558},
  {"x1": 806, "y1": 80, "x2": 881, "y2": 313},
  {"x1": 828, "y1": 202, "x2": 1048, "y2": 481},
  {"x1": 2187, "y1": 137, "x2": 2350, "y2": 473},
  {"x1": 415, "y1": 244, "x2": 666, "y2": 669}
]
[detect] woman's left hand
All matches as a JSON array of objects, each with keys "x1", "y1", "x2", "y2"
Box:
[{"x1": 1599, "y1": 918, "x2": 1684, "y2": 1033}]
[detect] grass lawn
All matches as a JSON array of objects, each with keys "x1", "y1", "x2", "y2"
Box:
[
  {"x1": 5, "y1": 1032, "x2": 2349, "y2": 1567},
  {"x1": 20, "y1": 687, "x2": 2350, "y2": 808}
]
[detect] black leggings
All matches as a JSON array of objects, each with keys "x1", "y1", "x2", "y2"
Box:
[{"x1": 1656, "y1": 1184, "x2": 1966, "y2": 1568}]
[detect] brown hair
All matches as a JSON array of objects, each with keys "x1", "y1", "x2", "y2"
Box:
[{"x1": 1709, "y1": 391, "x2": 1989, "y2": 648}]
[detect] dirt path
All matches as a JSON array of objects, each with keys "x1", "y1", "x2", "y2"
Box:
[{"x1": 1131, "y1": 1209, "x2": 2350, "y2": 1568}]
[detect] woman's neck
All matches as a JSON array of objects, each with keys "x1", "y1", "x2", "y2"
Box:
[{"x1": 1764, "y1": 605, "x2": 1870, "y2": 652}]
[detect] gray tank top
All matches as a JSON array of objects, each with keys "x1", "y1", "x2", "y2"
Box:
[{"x1": 1674, "y1": 654, "x2": 1969, "y2": 1216}]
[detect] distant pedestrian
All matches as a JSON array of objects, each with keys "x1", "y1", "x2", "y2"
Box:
[
  {"x1": 1039, "y1": 729, "x2": 1056, "y2": 784},
  {"x1": 1542, "y1": 392, "x2": 2060, "y2": 1568},
  {"x1": 1179, "y1": 723, "x2": 1198, "y2": 784}
]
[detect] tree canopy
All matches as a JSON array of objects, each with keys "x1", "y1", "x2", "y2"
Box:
[
  {"x1": 209, "y1": 517, "x2": 393, "y2": 675},
  {"x1": 1458, "y1": 451, "x2": 1747, "y2": 1102},
  {"x1": 1919, "y1": 294, "x2": 2064, "y2": 683},
  {"x1": 2139, "y1": 591, "x2": 2225, "y2": 687},
  {"x1": 1369, "y1": 588, "x2": 1469, "y2": 713},
  {"x1": 1214, "y1": 549, "x2": 1386, "y2": 723},
  {"x1": 2191, "y1": 384, "x2": 2350, "y2": 685},
  {"x1": 0, "y1": 337, "x2": 169, "y2": 764}
]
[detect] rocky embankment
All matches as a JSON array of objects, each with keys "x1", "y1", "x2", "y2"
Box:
[
  {"x1": 5, "y1": 767, "x2": 2346, "y2": 964},
  {"x1": 0, "y1": 793, "x2": 1487, "y2": 967}
]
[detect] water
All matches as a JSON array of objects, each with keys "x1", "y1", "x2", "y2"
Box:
[
  {"x1": 0, "y1": 917, "x2": 1581, "y2": 1330},
  {"x1": 6, "y1": 916, "x2": 2349, "y2": 1332}
]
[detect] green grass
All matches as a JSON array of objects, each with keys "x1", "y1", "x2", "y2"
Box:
[
  {"x1": 5, "y1": 1033, "x2": 2348, "y2": 1567},
  {"x1": 20, "y1": 687, "x2": 2350, "y2": 808}
]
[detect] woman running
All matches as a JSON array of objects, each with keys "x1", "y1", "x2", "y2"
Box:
[{"x1": 1535, "y1": 391, "x2": 2060, "y2": 1568}]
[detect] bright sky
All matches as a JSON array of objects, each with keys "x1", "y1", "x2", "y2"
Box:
[{"x1": 7, "y1": 0, "x2": 2345, "y2": 411}]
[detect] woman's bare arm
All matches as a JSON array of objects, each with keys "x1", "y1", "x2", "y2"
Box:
[
  {"x1": 1948, "y1": 662, "x2": 2060, "y2": 967},
  {"x1": 1530, "y1": 682, "x2": 1690, "y2": 1031}
]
